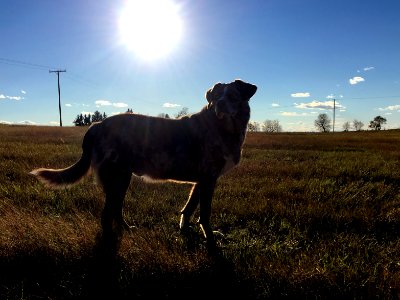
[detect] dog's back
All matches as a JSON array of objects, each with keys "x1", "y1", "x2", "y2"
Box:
[{"x1": 92, "y1": 113, "x2": 206, "y2": 182}]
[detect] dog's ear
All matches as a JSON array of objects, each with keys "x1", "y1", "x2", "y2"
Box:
[
  {"x1": 234, "y1": 79, "x2": 257, "y2": 100},
  {"x1": 206, "y1": 82, "x2": 222, "y2": 103}
]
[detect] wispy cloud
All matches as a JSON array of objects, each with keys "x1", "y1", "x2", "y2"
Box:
[
  {"x1": 349, "y1": 76, "x2": 365, "y2": 85},
  {"x1": 95, "y1": 100, "x2": 128, "y2": 108},
  {"x1": 21, "y1": 90, "x2": 26, "y2": 94},
  {"x1": 18, "y1": 120, "x2": 36, "y2": 125},
  {"x1": 8, "y1": 96, "x2": 22, "y2": 100},
  {"x1": 163, "y1": 102, "x2": 181, "y2": 108},
  {"x1": 294, "y1": 100, "x2": 345, "y2": 110},
  {"x1": 363, "y1": 66, "x2": 374, "y2": 71},
  {"x1": 280, "y1": 111, "x2": 309, "y2": 117},
  {"x1": 0, "y1": 120, "x2": 36, "y2": 125},
  {"x1": 291, "y1": 92, "x2": 310, "y2": 98},
  {"x1": 326, "y1": 94, "x2": 343, "y2": 99},
  {"x1": 379, "y1": 104, "x2": 400, "y2": 111},
  {"x1": 81, "y1": 111, "x2": 93, "y2": 115},
  {"x1": 271, "y1": 103, "x2": 280, "y2": 107},
  {"x1": 0, "y1": 94, "x2": 23, "y2": 101},
  {"x1": 65, "y1": 103, "x2": 72, "y2": 107}
]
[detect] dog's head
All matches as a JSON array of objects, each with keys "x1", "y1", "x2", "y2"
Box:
[{"x1": 206, "y1": 79, "x2": 257, "y2": 120}]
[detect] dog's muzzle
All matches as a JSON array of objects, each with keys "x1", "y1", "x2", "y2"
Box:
[{"x1": 215, "y1": 99, "x2": 236, "y2": 119}]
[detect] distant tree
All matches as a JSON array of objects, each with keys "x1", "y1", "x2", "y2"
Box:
[
  {"x1": 247, "y1": 121, "x2": 260, "y2": 132},
  {"x1": 73, "y1": 114, "x2": 84, "y2": 126},
  {"x1": 73, "y1": 111, "x2": 108, "y2": 126},
  {"x1": 91, "y1": 110, "x2": 104, "y2": 123},
  {"x1": 368, "y1": 116, "x2": 387, "y2": 130},
  {"x1": 157, "y1": 113, "x2": 171, "y2": 119},
  {"x1": 342, "y1": 121, "x2": 351, "y2": 132},
  {"x1": 353, "y1": 119, "x2": 364, "y2": 131},
  {"x1": 126, "y1": 108, "x2": 133, "y2": 113},
  {"x1": 262, "y1": 119, "x2": 282, "y2": 132},
  {"x1": 314, "y1": 113, "x2": 331, "y2": 132},
  {"x1": 175, "y1": 107, "x2": 189, "y2": 118},
  {"x1": 83, "y1": 114, "x2": 91, "y2": 126}
]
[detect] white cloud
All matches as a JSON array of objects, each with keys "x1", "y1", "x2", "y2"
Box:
[
  {"x1": 379, "y1": 104, "x2": 400, "y2": 111},
  {"x1": 326, "y1": 94, "x2": 344, "y2": 99},
  {"x1": 291, "y1": 92, "x2": 310, "y2": 98},
  {"x1": 295, "y1": 100, "x2": 345, "y2": 110},
  {"x1": 163, "y1": 102, "x2": 181, "y2": 108},
  {"x1": 49, "y1": 121, "x2": 60, "y2": 125},
  {"x1": 81, "y1": 111, "x2": 93, "y2": 115},
  {"x1": 65, "y1": 103, "x2": 72, "y2": 107},
  {"x1": 0, "y1": 120, "x2": 12, "y2": 124},
  {"x1": 95, "y1": 100, "x2": 112, "y2": 106},
  {"x1": 18, "y1": 120, "x2": 36, "y2": 125},
  {"x1": 363, "y1": 66, "x2": 374, "y2": 71},
  {"x1": 280, "y1": 111, "x2": 309, "y2": 117},
  {"x1": 349, "y1": 76, "x2": 365, "y2": 85},
  {"x1": 8, "y1": 96, "x2": 22, "y2": 100},
  {"x1": 271, "y1": 103, "x2": 280, "y2": 107},
  {"x1": 95, "y1": 100, "x2": 128, "y2": 108},
  {"x1": 21, "y1": 90, "x2": 26, "y2": 94},
  {"x1": 0, "y1": 94, "x2": 23, "y2": 100},
  {"x1": 113, "y1": 102, "x2": 128, "y2": 108}
]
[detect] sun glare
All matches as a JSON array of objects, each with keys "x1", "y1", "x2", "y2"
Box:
[{"x1": 119, "y1": 0, "x2": 183, "y2": 61}]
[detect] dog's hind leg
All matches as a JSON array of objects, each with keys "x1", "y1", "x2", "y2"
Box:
[{"x1": 98, "y1": 164, "x2": 132, "y2": 244}]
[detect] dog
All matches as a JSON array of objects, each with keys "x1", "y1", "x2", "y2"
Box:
[{"x1": 31, "y1": 79, "x2": 257, "y2": 250}]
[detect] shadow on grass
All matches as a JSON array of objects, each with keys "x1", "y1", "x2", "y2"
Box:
[{"x1": 1, "y1": 227, "x2": 399, "y2": 299}]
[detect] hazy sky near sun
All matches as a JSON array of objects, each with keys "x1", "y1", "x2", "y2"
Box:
[{"x1": 1, "y1": 0, "x2": 399, "y2": 131}]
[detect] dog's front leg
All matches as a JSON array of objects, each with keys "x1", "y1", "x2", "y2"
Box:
[
  {"x1": 197, "y1": 179, "x2": 217, "y2": 250},
  {"x1": 180, "y1": 183, "x2": 200, "y2": 231}
]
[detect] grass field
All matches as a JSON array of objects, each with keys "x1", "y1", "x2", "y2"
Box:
[{"x1": 1, "y1": 124, "x2": 400, "y2": 299}]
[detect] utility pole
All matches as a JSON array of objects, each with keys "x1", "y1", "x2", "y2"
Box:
[
  {"x1": 333, "y1": 98, "x2": 336, "y2": 133},
  {"x1": 49, "y1": 69, "x2": 66, "y2": 127}
]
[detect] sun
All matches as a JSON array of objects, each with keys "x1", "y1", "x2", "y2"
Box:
[{"x1": 119, "y1": 0, "x2": 183, "y2": 61}]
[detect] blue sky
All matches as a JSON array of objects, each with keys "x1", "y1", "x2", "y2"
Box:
[{"x1": 1, "y1": 0, "x2": 399, "y2": 131}]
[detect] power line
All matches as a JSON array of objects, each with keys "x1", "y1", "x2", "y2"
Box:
[
  {"x1": 347, "y1": 95, "x2": 400, "y2": 100},
  {"x1": 0, "y1": 57, "x2": 55, "y2": 71}
]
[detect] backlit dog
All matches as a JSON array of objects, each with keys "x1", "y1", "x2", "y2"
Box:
[{"x1": 31, "y1": 79, "x2": 257, "y2": 249}]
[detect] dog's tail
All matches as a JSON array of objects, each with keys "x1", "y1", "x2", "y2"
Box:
[{"x1": 30, "y1": 123, "x2": 99, "y2": 189}]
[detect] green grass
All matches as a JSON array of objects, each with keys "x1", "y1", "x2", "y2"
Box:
[{"x1": 1, "y1": 125, "x2": 400, "y2": 299}]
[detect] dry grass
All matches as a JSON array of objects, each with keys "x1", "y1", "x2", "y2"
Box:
[{"x1": 1, "y1": 124, "x2": 400, "y2": 299}]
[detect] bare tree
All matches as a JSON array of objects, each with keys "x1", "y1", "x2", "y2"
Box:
[
  {"x1": 369, "y1": 116, "x2": 387, "y2": 130},
  {"x1": 247, "y1": 121, "x2": 260, "y2": 132},
  {"x1": 353, "y1": 119, "x2": 364, "y2": 131},
  {"x1": 314, "y1": 113, "x2": 331, "y2": 132},
  {"x1": 175, "y1": 107, "x2": 189, "y2": 118},
  {"x1": 342, "y1": 121, "x2": 351, "y2": 132},
  {"x1": 262, "y1": 119, "x2": 282, "y2": 132},
  {"x1": 157, "y1": 113, "x2": 170, "y2": 119}
]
